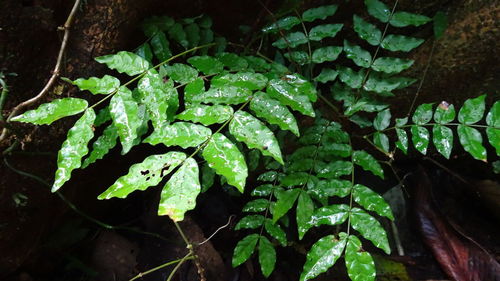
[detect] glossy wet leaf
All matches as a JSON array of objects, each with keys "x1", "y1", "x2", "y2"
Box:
[
  {"x1": 252, "y1": 184, "x2": 274, "y2": 197},
  {"x1": 281, "y1": 172, "x2": 310, "y2": 187},
  {"x1": 284, "y1": 51, "x2": 310, "y2": 65},
  {"x1": 308, "y1": 204, "x2": 350, "y2": 231},
  {"x1": 244, "y1": 56, "x2": 271, "y2": 72},
  {"x1": 352, "y1": 150, "x2": 384, "y2": 179},
  {"x1": 217, "y1": 53, "x2": 249, "y2": 71},
  {"x1": 137, "y1": 71, "x2": 170, "y2": 130},
  {"x1": 282, "y1": 74, "x2": 317, "y2": 102},
  {"x1": 431, "y1": 124, "x2": 453, "y2": 159},
  {"x1": 230, "y1": 111, "x2": 283, "y2": 164},
  {"x1": 11, "y1": 98, "x2": 88, "y2": 125},
  {"x1": 434, "y1": 103, "x2": 456, "y2": 124},
  {"x1": 95, "y1": 51, "x2": 151, "y2": 76},
  {"x1": 258, "y1": 236, "x2": 276, "y2": 277},
  {"x1": 433, "y1": 11, "x2": 448, "y2": 39},
  {"x1": 109, "y1": 87, "x2": 141, "y2": 154},
  {"x1": 309, "y1": 24, "x2": 343, "y2": 41},
  {"x1": 243, "y1": 199, "x2": 269, "y2": 213},
  {"x1": 374, "y1": 132, "x2": 390, "y2": 153},
  {"x1": 350, "y1": 208, "x2": 390, "y2": 254},
  {"x1": 201, "y1": 163, "x2": 215, "y2": 192},
  {"x1": 265, "y1": 219, "x2": 287, "y2": 246},
  {"x1": 381, "y1": 35, "x2": 424, "y2": 52},
  {"x1": 187, "y1": 55, "x2": 224, "y2": 75},
  {"x1": 212, "y1": 72, "x2": 268, "y2": 91},
  {"x1": 162, "y1": 63, "x2": 198, "y2": 84},
  {"x1": 353, "y1": 15, "x2": 381, "y2": 46},
  {"x1": 345, "y1": 235, "x2": 376, "y2": 281},
  {"x1": 232, "y1": 234, "x2": 259, "y2": 267},
  {"x1": 144, "y1": 122, "x2": 211, "y2": 148},
  {"x1": 338, "y1": 67, "x2": 364, "y2": 89},
  {"x1": 390, "y1": 12, "x2": 431, "y2": 27},
  {"x1": 184, "y1": 78, "x2": 205, "y2": 103},
  {"x1": 202, "y1": 133, "x2": 248, "y2": 192},
  {"x1": 82, "y1": 124, "x2": 118, "y2": 168},
  {"x1": 150, "y1": 31, "x2": 172, "y2": 62},
  {"x1": 371, "y1": 57, "x2": 414, "y2": 74},
  {"x1": 302, "y1": 4, "x2": 338, "y2": 22},
  {"x1": 458, "y1": 125, "x2": 487, "y2": 161},
  {"x1": 258, "y1": 171, "x2": 279, "y2": 182},
  {"x1": 94, "y1": 107, "x2": 111, "y2": 127},
  {"x1": 343, "y1": 40, "x2": 372, "y2": 68},
  {"x1": 71, "y1": 75, "x2": 120, "y2": 95},
  {"x1": 158, "y1": 157, "x2": 200, "y2": 221},
  {"x1": 262, "y1": 16, "x2": 301, "y2": 33},
  {"x1": 308, "y1": 179, "x2": 351, "y2": 199},
  {"x1": 315, "y1": 161, "x2": 353, "y2": 179},
  {"x1": 272, "y1": 32, "x2": 308, "y2": 49},
  {"x1": 353, "y1": 184, "x2": 393, "y2": 220},
  {"x1": 250, "y1": 92, "x2": 299, "y2": 136},
  {"x1": 312, "y1": 46, "x2": 343, "y2": 64},
  {"x1": 486, "y1": 101, "x2": 500, "y2": 155},
  {"x1": 191, "y1": 85, "x2": 252, "y2": 105},
  {"x1": 411, "y1": 125, "x2": 430, "y2": 154},
  {"x1": 412, "y1": 103, "x2": 434, "y2": 125},
  {"x1": 51, "y1": 109, "x2": 95, "y2": 192},
  {"x1": 373, "y1": 109, "x2": 391, "y2": 130},
  {"x1": 235, "y1": 215, "x2": 265, "y2": 230},
  {"x1": 273, "y1": 188, "x2": 300, "y2": 223},
  {"x1": 458, "y1": 95, "x2": 485, "y2": 124},
  {"x1": 176, "y1": 104, "x2": 233, "y2": 126},
  {"x1": 98, "y1": 152, "x2": 186, "y2": 199},
  {"x1": 297, "y1": 191, "x2": 315, "y2": 240},
  {"x1": 300, "y1": 233, "x2": 347, "y2": 281},
  {"x1": 314, "y1": 68, "x2": 338, "y2": 83},
  {"x1": 363, "y1": 73, "x2": 400, "y2": 94},
  {"x1": 267, "y1": 79, "x2": 315, "y2": 117},
  {"x1": 365, "y1": 0, "x2": 391, "y2": 22}
]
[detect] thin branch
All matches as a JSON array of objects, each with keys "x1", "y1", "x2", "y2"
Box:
[{"x1": 197, "y1": 215, "x2": 235, "y2": 246}]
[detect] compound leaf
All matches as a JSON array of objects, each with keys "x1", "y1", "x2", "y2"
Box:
[
  {"x1": 144, "y1": 122, "x2": 211, "y2": 148},
  {"x1": 272, "y1": 32, "x2": 308, "y2": 49},
  {"x1": 297, "y1": 191, "x2": 315, "y2": 240},
  {"x1": 352, "y1": 184, "x2": 394, "y2": 220},
  {"x1": 345, "y1": 235, "x2": 376, "y2": 281},
  {"x1": 300, "y1": 233, "x2": 347, "y2": 281},
  {"x1": 187, "y1": 55, "x2": 224, "y2": 75},
  {"x1": 232, "y1": 234, "x2": 259, "y2": 267},
  {"x1": 390, "y1": 11, "x2": 431, "y2": 27},
  {"x1": 162, "y1": 63, "x2": 198, "y2": 84},
  {"x1": 314, "y1": 68, "x2": 338, "y2": 83},
  {"x1": 110, "y1": 87, "x2": 141, "y2": 154},
  {"x1": 250, "y1": 92, "x2": 299, "y2": 136},
  {"x1": 486, "y1": 101, "x2": 500, "y2": 155},
  {"x1": 373, "y1": 132, "x2": 390, "y2": 153},
  {"x1": 458, "y1": 125, "x2": 487, "y2": 161},
  {"x1": 82, "y1": 124, "x2": 118, "y2": 168},
  {"x1": 371, "y1": 57, "x2": 414, "y2": 74},
  {"x1": 176, "y1": 104, "x2": 233, "y2": 126},
  {"x1": 273, "y1": 188, "x2": 300, "y2": 223},
  {"x1": 212, "y1": 72, "x2": 268, "y2": 91},
  {"x1": 353, "y1": 15, "x2": 381, "y2": 46},
  {"x1": 242, "y1": 199, "x2": 269, "y2": 213},
  {"x1": 365, "y1": 0, "x2": 391, "y2": 22},
  {"x1": 411, "y1": 125, "x2": 430, "y2": 154},
  {"x1": 312, "y1": 46, "x2": 343, "y2": 64},
  {"x1": 350, "y1": 208, "x2": 390, "y2": 254},
  {"x1": 434, "y1": 103, "x2": 456, "y2": 124},
  {"x1": 95, "y1": 51, "x2": 151, "y2": 76},
  {"x1": 309, "y1": 24, "x2": 343, "y2": 41},
  {"x1": 258, "y1": 236, "x2": 276, "y2": 277},
  {"x1": 412, "y1": 103, "x2": 433, "y2": 125},
  {"x1": 338, "y1": 66, "x2": 364, "y2": 89},
  {"x1": 352, "y1": 150, "x2": 384, "y2": 179},
  {"x1": 458, "y1": 95, "x2": 485, "y2": 124},
  {"x1": 267, "y1": 79, "x2": 315, "y2": 117},
  {"x1": 262, "y1": 16, "x2": 301, "y2": 33},
  {"x1": 137, "y1": 70, "x2": 170, "y2": 130},
  {"x1": 343, "y1": 40, "x2": 372, "y2": 68},
  {"x1": 191, "y1": 85, "x2": 252, "y2": 105},
  {"x1": 71, "y1": 75, "x2": 120, "y2": 95},
  {"x1": 433, "y1": 125, "x2": 453, "y2": 159},
  {"x1": 373, "y1": 108, "x2": 391, "y2": 130},
  {"x1": 381, "y1": 35, "x2": 424, "y2": 52},
  {"x1": 302, "y1": 5, "x2": 338, "y2": 22},
  {"x1": 235, "y1": 215, "x2": 266, "y2": 230},
  {"x1": 11, "y1": 98, "x2": 88, "y2": 125},
  {"x1": 150, "y1": 31, "x2": 172, "y2": 62},
  {"x1": 265, "y1": 219, "x2": 287, "y2": 246}
]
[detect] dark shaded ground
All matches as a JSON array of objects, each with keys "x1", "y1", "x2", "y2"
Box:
[{"x1": 0, "y1": 0, "x2": 499, "y2": 280}]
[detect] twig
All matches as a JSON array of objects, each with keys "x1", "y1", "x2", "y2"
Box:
[
  {"x1": 196, "y1": 215, "x2": 235, "y2": 246},
  {"x1": 166, "y1": 253, "x2": 193, "y2": 281},
  {"x1": 129, "y1": 255, "x2": 194, "y2": 281},
  {"x1": 0, "y1": 0, "x2": 82, "y2": 141}
]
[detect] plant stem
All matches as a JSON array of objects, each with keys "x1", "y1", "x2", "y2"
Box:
[
  {"x1": 166, "y1": 253, "x2": 193, "y2": 281},
  {"x1": 129, "y1": 255, "x2": 194, "y2": 281}
]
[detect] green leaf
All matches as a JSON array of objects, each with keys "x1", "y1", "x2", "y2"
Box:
[
  {"x1": 150, "y1": 31, "x2": 172, "y2": 62},
  {"x1": 258, "y1": 171, "x2": 279, "y2": 182},
  {"x1": 352, "y1": 184, "x2": 394, "y2": 220},
  {"x1": 309, "y1": 24, "x2": 343, "y2": 41},
  {"x1": 300, "y1": 233, "x2": 347, "y2": 281},
  {"x1": 202, "y1": 133, "x2": 248, "y2": 192},
  {"x1": 258, "y1": 236, "x2": 276, "y2": 277},
  {"x1": 217, "y1": 53, "x2": 249, "y2": 71},
  {"x1": 412, "y1": 103, "x2": 434, "y2": 125},
  {"x1": 144, "y1": 122, "x2": 211, "y2": 148},
  {"x1": 201, "y1": 162, "x2": 215, "y2": 192},
  {"x1": 458, "y1": 125, "x2": 487, "y2": 161},
  {"x1": 345, "y1": 235, "x2": 376, "y2": 281},
  {"x1": 486, "y1": 101, "x2": 500, "y2": 155},
  {"x1": 365, "y1": 0, "x2": 391, "y2": 23},
  {"x1": 158, "y1": 157, "x2": 200, "y2": 221},
  {"x1": 191, "y1": 85, "x2": 252, "y2": 105},
  {"x1": 51, "y1": 109, "x2": 95, "y2": 192},
  {"x1": 314, "y1": 68, "x2": 338, "y2": 83},
  {"x1": 141, "y1": 15, "x2": 174, "y2": 36},
  {"x1": 168, "y1": 22, "x2": 188, "y2": 48},
  {"x1": 162, "y1": 63, "x2": 198, "y2": 84},
  {"x1": 94, "y1": 107, "x2": 111, "y2": 127},
  {"x1": 262, "y1": 16, "x2": 301, "y2": 33},
  {"x1": 458, "y1": 95, "x2": 486, "y2": 124},
  {"x1": 71, "y1": 75, "x2": 120, "y2": 95},
  {"x1": 390, "y1": 12, "x2": 431, "y2": 27},
  {"x1": 308, "y1": 180, "x2": 351, "y2": 199},
  {"x1": 137, "y1": 71, "x2": 170, "y2": 130},
  {"x1": 272, "y1": 32, "x2": 308, "y2": 49},
  {"x1": 95, "y1": 51, "x2": 151, "y2": 76},
  {"x1": 230, "y1": 111, "x2": 283, "y2": 164},
  {"x1": 363, "y1": 72, "x2": 401, "y2": 94},
  {"x1": 337, "y1": 66, "x2": 364, "y2": 89},
  {"x1": 212, "y1": 72, "x2": 268, "y2": 91},
  {"x1": 308, "y1": 204, "x2": 350, "y2": 229},
  {"x1": 411, "y1": 125, "x2": 430, "y2": 154},
  {"x1": 281, "y1": 74, "x2": 317, "y2": 102},
  {"x1": 302, "y1": 5, "x2": 338, "y2": 22},
  {"x1": 353, "y1": 15, "x2": 381, "y2": 46},
  {"x1": 187, "y1": 55, "x2": 224, "y2": 75},
  {"x1": 433, "y1": 11, "x2": 448, "y2": 39},
  {"x1": 434, "y1": 103, "x2": 456, "y2": 124},
  {"x1": 312, "y1": 46, "x2": 343, "y2": 64},
  {"x1": 281, "y1": 172, "x2": 310, "y2": 187},
  {"x1": 264, "y1": 219, "x2": 287, "y2": 246},
  {"x1": 350, "y1": 208, "x2": 390, "y2": 254},
  {"x1": 243, "y1": 199, "x2": 269, "y2": 213},
  {"x1": 11, "y1": 98, "x2": 88, "y2": 125},
  {"x1": 184, "y1": 77, "x2": 206, "y2": 104},
  {"x1": 433, "y1": 125, "x2": 453, "y2": 159},
  {"x1": 252, "y1": 184, "x2": 274, "y2": 196},
  {"x1": 244, "y1": 56, "x2": 271, "y2": 72},
  {"x1": 82, "y1": 124, "x2": 118, "y2": 168},
  {"x1": 176, "y1": 104, "x2": 233, "y2": 126},
  {"x1": 232, "y1": 234, "x2": 259, "y2": 267},
  {"x1": 250, "y1": 92, "x2": 299, "y2": 136},
  {"x1": 374, "y1": 132, "x2": 390, "y2": 153},
  {"x1": 235, "y1": 215, "x2": 265, "y2": 230},
  {"x1": 381, "y1": 35, "x2": 424, "y2": 52},
  {"x1": 185, "y1": 23, "x2": 201, "y2": 48},
  {"x1": 396, "y1": 128, "x2": 408, "y2": 154},
  {"x1": 284, "y1": 51, "x2": 310, "y2": 65},
  {"x1": 343, "y1": 40, "x2": 372, "y2": 68},
  {"x1": 109, "y1": 87, "x2": 141, "y2": 154},
  {"x1": 267, "y1": 79, "x2": 315, "y2": 117},
  {"x1": 297, "y1": 191, "x2": 315, "y2": 240},
  {"x1": 315, "y1": 161, "x2": 353, "y2": 179},
  {"x1": 273, "y1": 188, "x2": 300, "y2": 223},
  {"x1": 352, "y1": 150, "x2": 384, "y2": 179},
  {"x1": 98, "y1": 152, "x2": 186, "y2": 199},
  {"x1": 371, "y1": 57, "x2": 414, "y2": 74},
  {"x1": 373, "y1": 108, "x2": 391, "y2": 130}
]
